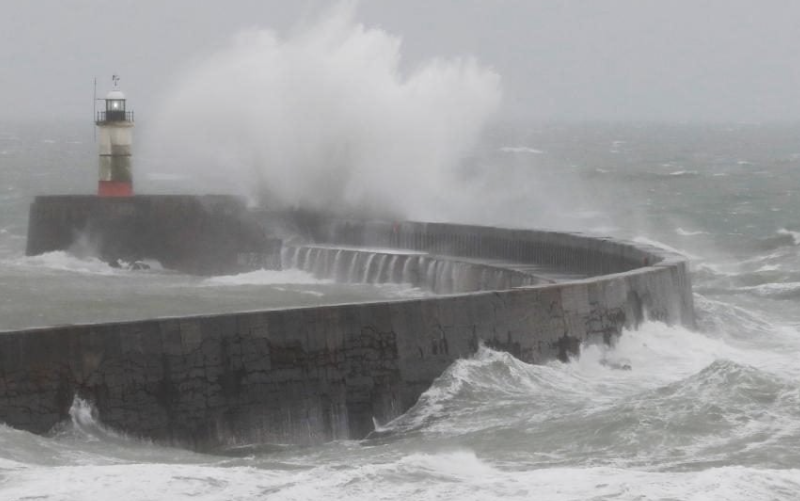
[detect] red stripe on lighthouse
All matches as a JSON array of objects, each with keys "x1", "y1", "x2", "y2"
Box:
[{"x1": 98, "y1": 181, "x2": 133, "y2": 197}]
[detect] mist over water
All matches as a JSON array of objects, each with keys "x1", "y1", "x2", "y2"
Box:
[{"x1": 142, "y1": 5, "x2": 501, "y2": 220}]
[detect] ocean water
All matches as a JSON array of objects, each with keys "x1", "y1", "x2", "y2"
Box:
[{"x1": 2, "y1": 120, "x2": 800, "y2": 499}]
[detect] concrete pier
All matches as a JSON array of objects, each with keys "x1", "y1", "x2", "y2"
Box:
[{"x1": 3, "y1": 206, "x2": 695, "y2": 448}]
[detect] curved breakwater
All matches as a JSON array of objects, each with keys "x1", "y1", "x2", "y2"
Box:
[{"x1": 0, "y1": 214, "x2": 694, "y2": 448}]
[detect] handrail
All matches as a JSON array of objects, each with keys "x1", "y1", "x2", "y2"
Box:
[{"x1": 96, "y1": 110, "x2": 134, "y2": 123}]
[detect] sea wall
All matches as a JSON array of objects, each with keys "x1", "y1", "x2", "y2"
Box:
[
  {"x1": 26, "y1": 195, "x2": 280, "y2": 274},
  {"x1": 2, "y1": 216, "x2": 694, "y2": 448}
]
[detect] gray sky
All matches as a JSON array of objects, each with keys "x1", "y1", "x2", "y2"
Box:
[{"x1": 2, "y1": 0, "x2": 800, "y2": 123}]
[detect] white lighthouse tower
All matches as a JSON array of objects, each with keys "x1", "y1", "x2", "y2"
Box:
[{"x1": 95, "y1": 76, "x2": 134, "y2": 196}]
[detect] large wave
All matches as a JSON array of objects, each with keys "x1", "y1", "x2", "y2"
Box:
[{"x1": 142, "y1": 4, "x2": 501, "y2": 221}]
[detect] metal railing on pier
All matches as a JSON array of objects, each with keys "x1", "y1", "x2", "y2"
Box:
[{"x1": 96, "y1": 110, "x2": 134, "y2": 123}]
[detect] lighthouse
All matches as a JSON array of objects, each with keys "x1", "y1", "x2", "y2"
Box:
[{"x1": 95, "y1": 81, "x2": 134, "y2": 197}]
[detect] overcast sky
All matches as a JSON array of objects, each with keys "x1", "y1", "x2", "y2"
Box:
[{"x1": 2, "y1": 0, "x2": 799, "y2": 123}]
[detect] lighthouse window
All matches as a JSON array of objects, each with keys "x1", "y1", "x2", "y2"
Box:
[{"x1": 107, "y1": 100, "x2": 125, "y2": 112}]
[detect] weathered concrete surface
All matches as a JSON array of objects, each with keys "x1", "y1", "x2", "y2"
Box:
[
  {"x1": 3, "y1": 217, "x2": 694, "y2": 448},
  {"x1": 26, "y1": 195, "x2": 280, "y2": 274}
]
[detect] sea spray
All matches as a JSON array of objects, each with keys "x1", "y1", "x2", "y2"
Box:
[
  {"x1": 203, "y1": 268, "x2": 327, "y2": 286},
  {"x1": 142, "y1": 4, "x2": 501, "y2": 221},
  {"x1": 8, "y1": 251, "x2": 124, "y2": 276}
]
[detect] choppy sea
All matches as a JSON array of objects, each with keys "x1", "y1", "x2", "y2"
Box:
[{"x1": 2, "y1": 120, "x2": 800, "y2": 500}]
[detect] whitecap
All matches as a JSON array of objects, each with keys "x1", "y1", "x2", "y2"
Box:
[
  {"x1": 395, "y1": 450, "x2": 498, "y2": 479},
  {"x1": 676, "y1": 227, "x2": 707, "y2": 236},
  {"x1": 372, "y1": 283, "x2": 431, "y2": 298},
  {"x1": 203, "y1": 268, "x2": 330, "y2": 286},
  {"x1": 739, "y1": 281, "x2": 800, "y2": 296},
  {"x1": 693, "y1": 261, "x2": 738, "y2": 277},
  {"x1": 6, "y1": 251, "x2": 121, "y2": 275},
  {"x1": 631, "y1": 236, "x2": 698, "y2": 259},
  {"x1": 777, "y1": 228, "x2": 800, "y2": 245}
]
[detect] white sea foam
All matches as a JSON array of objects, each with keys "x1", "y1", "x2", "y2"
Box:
[
  {"x1": 777, "y1": 228, "x2": 800, "y2": 245},
  {"x1": 378, "y1": 346, "x2": 597, "y2": 435},
  {"x1": 272, "y1": 286, "x2": 325, "y2": 297},
  {"x1": 373, "y1": 283, "x2": 431, "y2": 298},
  {"x1": 0, "y1": 463, "x2": 285, "y2": 501},
  {"x1": 65, "y1": 398, "x2": 132, "y2": 445},
  {"x1": 383, "y1": 320, "x2": 773, "y2": 438},
  {"x1": 0, "y1": 457, "x2": 27, "y2": 470},
  {"x1": 3, "y1": 452, "x2": 797, "y2": 501},
  {"x1": 739, "y1": 250, "x2": 785, "y2": 266},
  {"x1": 618, "y1": 315, "x2": 800, "y2": 381},
  {"x1": 7, "y1": 251, "x2": 121, "y2": 275},
  {"x1": 692, "y1": 260, "x2": 742, "y2": 278},
  {"x1": 6, "y1": 252, "x2": 166, "y2": 275},
  {"x1": 573, "y1": 322, "x2": 744, "y2": 388},
  {"x1": 739, "y1": 281, "x2": 800, "y2": 296},
  {"x1": 676, "y1": 226, "x2": 707, "y2": 236},
  {"x1": 203, "y1": 268, "x2": 329, "y2": 286}
]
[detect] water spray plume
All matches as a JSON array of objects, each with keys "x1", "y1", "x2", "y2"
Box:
[{"x1": 143, "y1": 4, "x2": 501, "y2": 221}]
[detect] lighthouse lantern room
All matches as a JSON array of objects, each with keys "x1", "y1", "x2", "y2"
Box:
[{"x1": 95, "y1": 78, "x2": 134, "y2": 197}]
